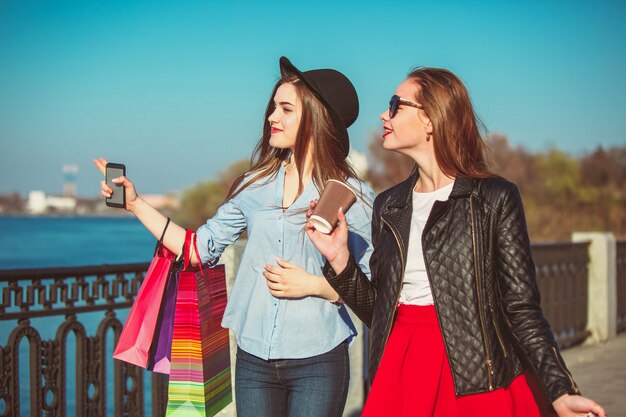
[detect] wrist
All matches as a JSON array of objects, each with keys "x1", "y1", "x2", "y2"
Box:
[
  {"x1": 313, "y1": 275, "x2": 325, "y2": 298},
  {"x1": 128, "y1": 195, "x2": 144, "y2": 214},
  {"x1": 327, "y1": 295, "x2": 340, "y2": 304},
  {"x1": 329, "y1": 250, "x2": 350, "y2": 275},
  {"x1": 552, "y1": 393, "x2": 574, "y2": 415},
  {"x1": 313, "y1": 274, "x2": 339, "y2": 302}
]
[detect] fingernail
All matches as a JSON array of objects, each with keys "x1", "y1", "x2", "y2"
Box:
[{"x1": 339, "y1": 206, "x2": 343, "y2": 213}]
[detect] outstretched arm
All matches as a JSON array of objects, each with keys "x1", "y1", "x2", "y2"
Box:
[{"x1": 94, "y1": 157, "x2": 199, "y2": 263}]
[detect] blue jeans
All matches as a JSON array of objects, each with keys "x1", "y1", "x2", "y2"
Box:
[{"x1": 235, "y1": 341, "x2": 350, "y2": 417}]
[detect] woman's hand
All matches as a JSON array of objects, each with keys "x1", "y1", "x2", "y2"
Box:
[
  {"x1": 92, "y1": 157, "x2": 190, "y2": 260},
  {"x1": 552, "y1": 394, "x2": 606, "y2": 417},
  {"x1": 305, "y1": 200, "x2": 351, "y2": 275},
  {"x1": 263, "y1": 258, "x2": 323, "y2": 299},
  {"x1": 93, "y1": 157, "x2": 139, "y2": 212}
]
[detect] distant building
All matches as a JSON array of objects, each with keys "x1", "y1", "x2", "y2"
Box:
[
  {"x1": 0, "y1": 192, "x2": 24, "y2": 214},
  {"x1": 62, "y1": 164, "x2": 79, "y2": 197},
  {"x1": 27, "y1": 191, "x2": 76, "y2": 214}
]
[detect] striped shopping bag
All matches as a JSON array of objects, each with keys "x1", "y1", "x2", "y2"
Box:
[{"x1": 166, "y1": 246, "x2": 231, "y2": 416}]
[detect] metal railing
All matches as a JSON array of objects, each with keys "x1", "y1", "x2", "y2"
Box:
[
  {"x1": 0, "y1": 263, "x2": 167, "y2": 417},
  {"x1": 532, "y1": 242, "x2": 591, "y2": 348},
  {"x1": 0, "y1": 241, "x2": 598, "y2": 416}
]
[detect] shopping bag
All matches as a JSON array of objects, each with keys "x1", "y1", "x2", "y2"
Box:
[
  {"x1": 148, "y1": 264, "x2": 180, "y2": 374},
  {"x1": 113, "y1": 219, "x2": 176, "y2": 368},
  {"x1": 166, "y1": 232, "x2": 231, "y2": 417}
]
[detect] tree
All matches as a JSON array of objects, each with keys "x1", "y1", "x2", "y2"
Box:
[
  {"x1": 580, "y1": 146, "x2": 626, "y2": 188},
  {"x1": 365, "y1": 131, "x2": 626, "y2": 240},
  {"x1": 174, "y1": 159, "x2": 251, "y2": 229},
  {"x1": 533, "y1": 149, "x2": 583, "y2": 203},
  {"x1": 364, "y1": 132, "x2": 414, "y2": 192},
  {"x1": 218, "y1": 159, "x2": 251, "y2": 194},
  {"x1": 484, "y1": 134, "x2": 537, "y2": 195}
]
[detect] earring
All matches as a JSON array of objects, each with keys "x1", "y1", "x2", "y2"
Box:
[{"x1": 426, "y1": 133, "x2": 431, "y2": 142}]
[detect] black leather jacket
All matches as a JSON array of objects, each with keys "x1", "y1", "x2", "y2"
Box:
[{"x1": 324, "y1": 171, "x2": 580, "y2": 403}]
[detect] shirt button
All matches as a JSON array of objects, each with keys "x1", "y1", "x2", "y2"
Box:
[{"x1": 278, "y1": 239, "x2": 281, "y2": 243}]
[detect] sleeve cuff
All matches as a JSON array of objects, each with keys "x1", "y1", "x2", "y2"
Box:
[
  {"x1": 323, "y1": 255, "x2": 356, "y2": 284},
  {"x1": 195, "y1": 226, "x2": 220, "y2": 267}
]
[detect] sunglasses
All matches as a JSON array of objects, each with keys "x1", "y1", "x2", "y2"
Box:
[{"x1": 389, "y1": 95, "x2": 423, "y2": 118}]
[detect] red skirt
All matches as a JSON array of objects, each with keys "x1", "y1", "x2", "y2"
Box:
[{"x1": 362, "y1": 304, "x2": 556, "y2": 417}]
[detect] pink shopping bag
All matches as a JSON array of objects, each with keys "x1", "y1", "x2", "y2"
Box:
[{"x1": 113, "y1": 241, "x2": 176, "y2": 368}]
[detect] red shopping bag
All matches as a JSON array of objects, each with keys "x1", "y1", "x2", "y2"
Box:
[
  {"x1": 113, "y1": 222, "x2": 177, "y2": 368},
  {"x1": 166, "y1": 232, "x2": 231, "y2": 416}
]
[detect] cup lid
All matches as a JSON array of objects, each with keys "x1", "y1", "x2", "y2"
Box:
[{"x1": 309, "y1": 215, "x2": 333, "y2": 234}]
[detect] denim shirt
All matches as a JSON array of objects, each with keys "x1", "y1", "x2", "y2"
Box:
[{"x1": 196, "y1": 164, "x2": 374, "y2": 360}]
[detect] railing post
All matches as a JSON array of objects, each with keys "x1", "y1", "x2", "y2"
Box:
[{"x1": 572, "y1": 232, "x2": 617, "y2": 344}]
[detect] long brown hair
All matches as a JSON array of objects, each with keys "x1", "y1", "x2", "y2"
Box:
[
  {"x1": 408, "y1": 68, "x2": 492, "y2": 178},
  {"x1": 226, "y1": 74, "x2": 360, "y2": 203}
]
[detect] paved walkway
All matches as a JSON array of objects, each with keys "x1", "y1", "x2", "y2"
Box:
[{"x1": 561, "y1": 332, "x2": 626, "y2": 417}]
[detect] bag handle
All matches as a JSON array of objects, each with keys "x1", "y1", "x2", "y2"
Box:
[
  {"x1": 154, "y1": 217, "x2": 171, "y2": 256},
  {"x1": 181, "y1": 231, "x2": 205, "y2": 274},
  {"x1": 183, "y1": 229, "x2": 193, "y2": 270},
  {"x1": 192, "y1": 233, "x2": 204, "y2": 275},
  {"x1": 160, "y1": 217, "x2": 171, "y2": 243}
]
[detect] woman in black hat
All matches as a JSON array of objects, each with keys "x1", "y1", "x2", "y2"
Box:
[
  {"x1": 95, "y1": 57, "x2": 373, "y2": 417},
  {"x1": 307, "y1": 68, "x2": 606, "y2": 417}
]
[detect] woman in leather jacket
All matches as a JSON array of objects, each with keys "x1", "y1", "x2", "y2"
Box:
[{"x1": 307, "y1": 68, "x2": 606, "y2": 417}]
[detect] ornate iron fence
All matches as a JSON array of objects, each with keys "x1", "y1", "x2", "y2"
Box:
[
  {"x1": 0, "y1": 263, "x2": 168, "y2": 417},
  {"x1": 617, "y1": 240, "x2": 626, "y2": 334},
  {"x1": 532, "y1": 242, "x2": 591, "y2": 348},
  {"x1": 0, "y1": 241, "x2": 595, "y2": 416}
]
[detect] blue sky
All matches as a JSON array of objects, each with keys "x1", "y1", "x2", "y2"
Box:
[{"x1": 1, "y1": 0, "x2": 625, "y2": 196}]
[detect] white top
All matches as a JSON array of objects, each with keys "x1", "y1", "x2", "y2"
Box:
[{"x1": 399, "y1": 182, "x2": 454, "y2": 306}]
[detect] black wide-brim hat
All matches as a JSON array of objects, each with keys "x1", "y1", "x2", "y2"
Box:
[{"x1": 279, "y1": 56, "x2": 358, "y2": 159}]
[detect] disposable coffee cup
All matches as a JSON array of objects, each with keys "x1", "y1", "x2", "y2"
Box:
[{"x1": 310, "y1": 180, "x2": 357, "y2": 234}]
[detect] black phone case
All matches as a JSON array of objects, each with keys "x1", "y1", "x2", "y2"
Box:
[{"x1": 105, "y1": 163, "x2": 126, "y2": 209}]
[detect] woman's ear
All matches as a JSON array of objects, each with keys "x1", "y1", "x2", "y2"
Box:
[
  {"x1": 418, "y1": 111, "x2": 433, "y2": 135},
  {"x1": 425, "y1": 119, "x2": 433, "y2": 135}
]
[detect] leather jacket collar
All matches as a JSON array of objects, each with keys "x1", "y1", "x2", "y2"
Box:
[
  {"x1": 382, "y1": 167, "x2": 475, "y2": 211},
  {"x1": 381, "y1": 167, "x2": 476, "y2": 263}
]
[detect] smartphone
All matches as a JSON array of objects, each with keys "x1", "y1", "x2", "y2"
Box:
[{"x1": 105, "y1": 163, "x2": 126, "y2": 208}]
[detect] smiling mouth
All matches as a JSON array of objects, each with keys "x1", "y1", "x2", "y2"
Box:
[
  {"x1": 383, "y1": 128, "x2": 393, "y2": 138},
  {"x1": 271, "y1": 128, "x2": 283, "y2": 134}
]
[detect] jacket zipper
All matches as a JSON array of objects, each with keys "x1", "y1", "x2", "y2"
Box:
[
  {"x1": 490, "y1": 305, "x2": 509, "y2": 358},
  {"x1": 381, "y1": 217, "x2": 405, "y2": 350},
  {"x1": 470, "y1": 195, "x2": 494, "y2": 390},
  {"x1": 551, "y1": 346, "x2": 579, "y2": 393}
]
